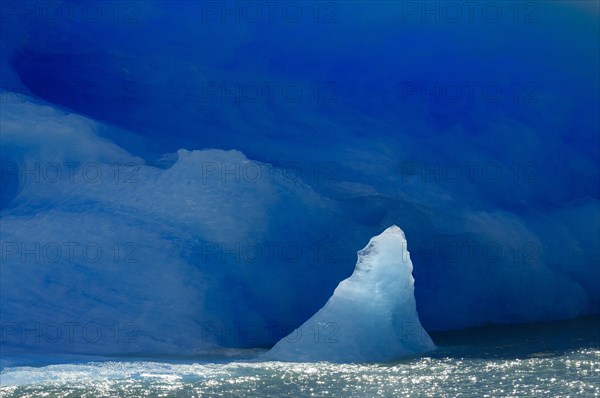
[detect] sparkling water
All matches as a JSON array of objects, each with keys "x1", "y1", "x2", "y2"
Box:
[{"x1": 2, "y1": 317, "x2": 598, "y2": 397}]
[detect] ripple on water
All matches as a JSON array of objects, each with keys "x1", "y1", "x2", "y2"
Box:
[{"x1": 1, "y1": 348, "x2": 599, "y2": 397}]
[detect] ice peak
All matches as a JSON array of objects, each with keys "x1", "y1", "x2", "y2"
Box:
[
  {"x1": 366, "y1": 225, "x2": 407, "y2": 248},
  {"x1": 266, "y1": 225, "x2": 434, "y2": 362},
  {"x1": 382, "y1": 224, "x2": 403, "y2": 235}
]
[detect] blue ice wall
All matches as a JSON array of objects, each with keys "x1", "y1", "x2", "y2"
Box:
[{"x1": 1, "y1": 1, "x2": 598, "y2": 355}]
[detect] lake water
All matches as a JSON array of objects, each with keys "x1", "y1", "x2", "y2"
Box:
[{"x1": 1, "y1": 317, "x2": 598, "y2": 397}]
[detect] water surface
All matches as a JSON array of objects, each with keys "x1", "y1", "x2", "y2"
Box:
[{"x1": 2, "y1": 317, "x2": 598, "y2": 397}]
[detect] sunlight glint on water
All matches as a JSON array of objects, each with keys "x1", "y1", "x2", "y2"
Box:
[{"x1": 1, "y1": 348, "x2": 599, "y2": 397}]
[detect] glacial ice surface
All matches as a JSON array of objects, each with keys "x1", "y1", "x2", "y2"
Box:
[
  {"x1": 267, "y1": 226, "x2": 435, "y2": 362},
  {"x1": 0, "y1": 0, "x2": 599, "y2": 357},
  {"x1": 1, "y1": 93, "x2": 598, "y2": 357}
]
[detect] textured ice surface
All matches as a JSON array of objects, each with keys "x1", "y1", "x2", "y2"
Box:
[
  {"x1": 267, "y1": 226, "x2": 435, "y2": 362},
  {"x1": 0, "y1": 97, "x2": 344, "y2": 354},
  {"x1": 0, "y1": 94, "x2": 598, "y2": 356}
]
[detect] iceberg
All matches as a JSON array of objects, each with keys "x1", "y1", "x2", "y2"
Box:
[
  {"x1": 266, "y1": 226, "x2": 435, "y2": 363},
  {"x1": 1, "y1": 94, "x2": 597, "y2": 358},
  {"x1": 0, "y1": 0, "x2": 599, "y2": 364}
]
